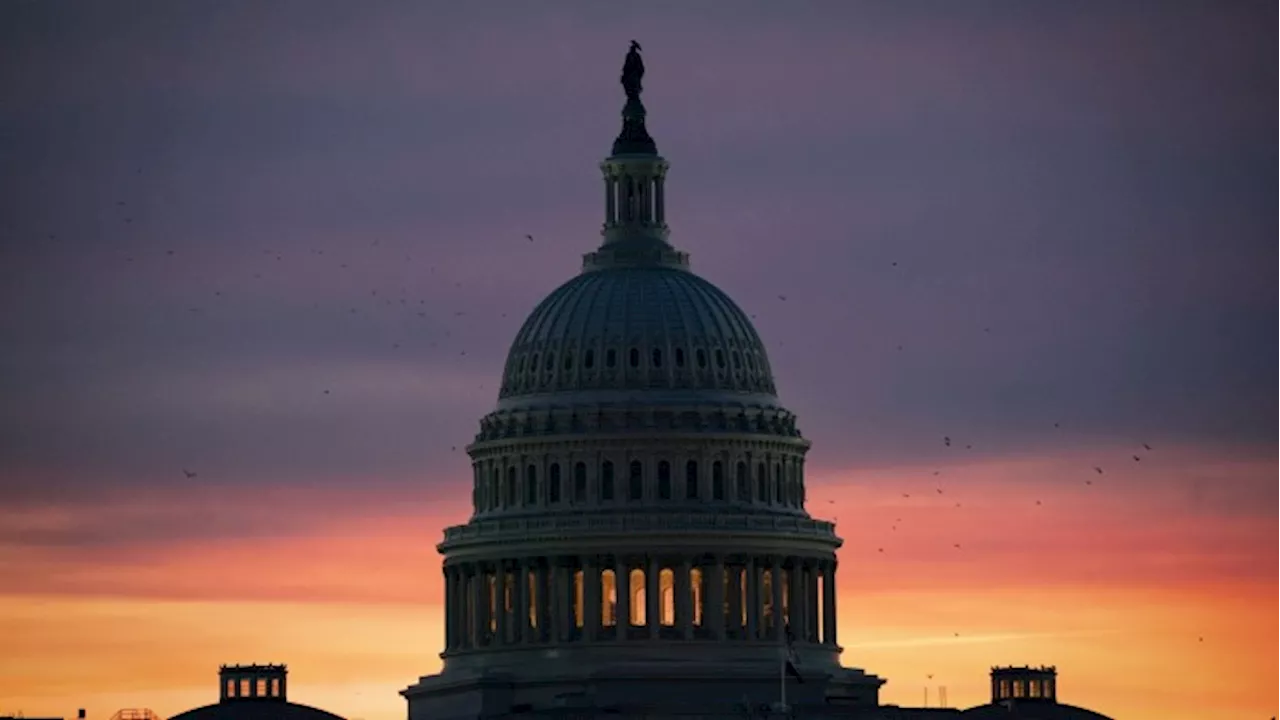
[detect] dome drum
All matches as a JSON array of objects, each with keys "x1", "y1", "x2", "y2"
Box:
[{"x1": 473, "y1": 401, "x2": 802, "y2": 443}]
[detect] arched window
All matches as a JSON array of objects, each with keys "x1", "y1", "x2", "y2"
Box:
[
  {"x1": 756, "y1": 463, "x2": 767, "y2": 502},
  {"x1": 573, "y1": 462, "x2": 587, "y2": 503},
  {"x1": 659, "y1": 568, "x2": 675, "y2": 626},
  {"x1": 573, "y1": 569, "x2": 584, "y2": 628},
  {"x1": 685, "y1": 460, "x2": 699, "y2": 499},
  {"x1": 548, "y1": 463, "x2": 562, "y2": 503},
  {"x1": 629, "y1": 568, "x2": 646, "y2": 626},
  {"x1": 563, "y1": 351, "x2": 574, "y2": 371},
  {"x1": 605, "y1": 348, "x2": 617, "y2": 368},
  {"x1": 601, "y1": 460, "x2": 615, "y2": 500},
  {"x1": 675, "y1": 348, "x2": 686, "y2": 367},
  {"x1": 526, "y1": 464, "x2": 539, "y2": 505},
  {"x1": 712, "y1": 461, "x2": 725, "y2": 500},
  {"x1": 601, "y1": 569, "x2": 617, "y2": 626},
  {"x1": 629, "y1": 460, "x2": 644, "y2": 500},
  {"x1": 735, "y1": 461, "x2": 748, "y2": 501},
  {"x1": 657, "y1": 460, "x2": 672, "y2": 500},
  {"x1": 690, "y1": 567, "x2": 704, "y2": 627},
  {"x1": 506, "y1": 467, "x2": 518, "y2": 507},
  {"x1": 584, "y1": 348, "x2": 595, "y2": 369},
  {"x1": 629, "y1": 347, "x2": 640, "y2": 368},
  {"x1": 696, "y1": 348, "x2": 707, "y2": 369},
  {"x1": 715, "y1": 349, "x2": 726, "y2": 369},
  {"x1": 652, "y1": 348, "x2": 663, "y2": 367}
]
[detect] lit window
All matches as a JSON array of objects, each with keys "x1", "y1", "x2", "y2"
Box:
[
  {"x1": 257, "y1": 678, "x2": 267, "y2": 697},
  {"x1": 574, "y1": 570, "x2": 584, "y2": 628},
  {"x1": 659, "y1": 568, "x2": 675, "y2": 626},
  {"x1": 690, "y1": 568, "x2": 704, "y2": 627},
  {"x1": 629, "y1": 569, "x2": 646, "y2": 626},
  {"x1": 240, "y1": 678, "x2": 250, "y2": 697},
  {"x1": 601, "y1": 569, "x2": 617, "y2": 626},
  {"x1": 226, "y1": 679, "x2": 236, "y2": 698},
  {"x1": 528, "y1": 570, "x2": 538, "y2": 630}
]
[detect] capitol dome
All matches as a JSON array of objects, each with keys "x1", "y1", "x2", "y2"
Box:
[
  {"x1": 405, "y1": 44, "x2": 884, "y2": 720},
  {"x1": 498, "y1": 265, "x2": 778, "y2": 402}
]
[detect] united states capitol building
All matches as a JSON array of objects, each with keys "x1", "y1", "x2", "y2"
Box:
[{"x1": 396, "y1": 45, "x2": 1115, "y2": 720}]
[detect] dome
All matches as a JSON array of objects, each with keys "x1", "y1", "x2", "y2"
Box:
[
  {"x1": 169, "y1": 703, "x2": 345, "y2": 720},
  {"x1": 497, "y1": 264, "x2": 777, "y2": 404},
  {"x1": 959, "y1": 702, "x2": 1114, "y2": 720}
]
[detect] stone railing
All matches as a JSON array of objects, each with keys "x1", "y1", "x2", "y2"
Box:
[{"x1": 439, "y1": 511, "x2": 838, "y2": 547}]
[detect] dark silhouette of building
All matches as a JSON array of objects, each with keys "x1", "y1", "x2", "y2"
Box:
[
  {"x1": 953, "y1": 666, "x2": 1114, "y2": 719},
  {"x1": 167, "y1": 664, "x2": 346, "y2": 720}
]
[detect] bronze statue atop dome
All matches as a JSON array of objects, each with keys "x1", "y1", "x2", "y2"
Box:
[{"x1": 621, "y1": 40, "x2": 644, "y2": 99}]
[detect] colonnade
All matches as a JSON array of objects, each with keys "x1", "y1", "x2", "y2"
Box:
[{"x1": 442, "y1": 553, "x2": 837, "y2": 653}]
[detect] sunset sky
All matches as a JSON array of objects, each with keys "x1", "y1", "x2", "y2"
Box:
[{"x1": 0, "y1": 2, "x2": 1274, "y2": 719}]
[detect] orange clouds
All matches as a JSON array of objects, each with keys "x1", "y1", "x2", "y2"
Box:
[{"x1": 0, "y1": 443, "x2": 1274, "y2": 720}]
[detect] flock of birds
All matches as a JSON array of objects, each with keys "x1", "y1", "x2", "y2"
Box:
[{"x1": 83, "y1": 190, "x2": 1197, "y2": 654}]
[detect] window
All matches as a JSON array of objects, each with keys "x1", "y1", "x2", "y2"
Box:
[
  {"x1": 774, "y1": 463, "x2": 784, "y2": 503},
  {"x1": 690, "y1": 567, "x2": 704, "y2": 627},
  {"x1": 629, "y1": 569, "x2": 646, "y2": 626},
  {"x1": 652, "y1": 348, "x2": 663, "y2": 367},
  {"x1": 756, "y1": 463, "x2": 767, "y2": 501},
  {"x1": 606, "y1": 348, "x2": 617, "y2": 368},
  {"x1": 629, "y1": 460, "x2": 643, "y2": 500},
  {"x1": 240, "y1": 679, "x2": 251, "y2": 697},
  {"x1": 270, "y1": 678, "x2": 280, "y2": 697},
  {"x1": 574, "y1": 569, "x2": 584, "y2": 628},
  {"x1": 712, "y1": 461, "x2": 725, "y2": 500},
  {"x1": 675, "y1": 348, "x2": 685, "y2": 367},
  {"x1": 548, "y1": 463, "x2": 562, "y2": 503},
  {"x1": 715, "y1": 349, "x2": 726, "y2": 369},
  {"x1": 573, "y1": 462, "x2": 587, "y2": 502},
  {"x1": 601, "y1": 460, "x2": 615, "y2": 500},
  {"x1": 685, "y1": 460, "x2": 699, "y2": 499},
  {"x1": 525, "y1": 465, "x2": 539, "y2": 505},
  {"x1": 658, "y1": 460, "x2": 672, "y2": 500},
  {"x1": 506, "y1": 467, "x2": 518, "y2": 506},
  {"x1": 629, "y1": 347, "x2": 640, "y2": 368},
  {"x1": 226, "y1": 679, "x2": 236, "y2": 698},
  {"x1": 584, "y1": 349, "x2": 595, "y2": 369},
  {"x1": 736, "y1": 461, "x2": 748, "y2": 500},
  {"x1": 696, "y1": 348, "x2": 707, "y2": 369},
  {"x1": 660, "y1": 568, "x2": 675, "y2": 626},
  {"x1": 563, "y1": 352, "x2": 574, "y2": 371},
  {"x1": 528, "y1": 570, "x2": 539, "y2": 630},
  {"x1": 601, "y1": 569, "x2": 617, "y2": 626},
  {"x1": 257, "y1": 678, "x2": 267, "y2": 697}
]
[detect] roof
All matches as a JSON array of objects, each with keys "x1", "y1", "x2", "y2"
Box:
[
  {"x1": 168, "y1": 702, "x2": 345, "y2": 720},
  {"x1": 958, "y1": 701, "x2": 1114, "y2": 720},
  {"x1": 497, "y1": 265, "x2": 777, "y2": 406}
]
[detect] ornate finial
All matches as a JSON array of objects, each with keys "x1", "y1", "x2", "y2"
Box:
[{"x1": 612, "y1": 40, "x2": 656, "y2": 156}]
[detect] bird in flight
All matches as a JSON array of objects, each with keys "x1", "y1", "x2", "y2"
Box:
[
  {"x1": 525, "y1": 234, "x2": 534, "y2": 242},
  {"x1": 943, "y1": 436, "x2": 951, "y2": 447},
  {"x1": 182, "y1": 469, "x2": 197, "y2": 478}
]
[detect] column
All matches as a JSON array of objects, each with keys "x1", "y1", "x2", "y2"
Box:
[
  {"x1": 604, "y1": 175, "x2": 615, "y2": 226},
  {"x1": 708, "y1": 555, "x2": 726, "y2": 640},
  {"x1": 787, "y1": 561, "x2": 803, "y2": 641},
  {"x1": 494, "y1": 564, "x2": 508, "y2": 645},
  {"x1": 745, "y1": 556, "x2": 758, "y2": 640},
  {"x1": 549, "y1": 556, "x2": 564, "y2": 643},
  {"x1": 807, "y1": 563, "x2": 821, "y2": 643},
  {"x1": 583, "y1": 555, "x2": 600, "y2": 641},
  {"x1": 513, "y1": 559, "x2": 527, "y2": 644},
  {"x1": 771, "y1": 557, "x2": 785, "y2": 642},
  {"x1": 677, "y1": 557, "x2": 693, "y2": 639},
  {"x1": 646, "y1": 556, "x2": 660, "y2": 639},
  {"x1": 654, "y1": 175, "x2": 666, "y2": 225},
  {"x1": 725, "y1": 559, "x2": 741, "y2": 639},
  {"x1": 616, "y1": 556, "x2": 630, "y2": 641},
  {"x1": 470, "y1": 562, "x2": 488, "y2": 647},
  {"x1": 443, "y1": 566, "x2": 456, "y2": 650},
  {"x1": 829, "y1": 556, "x2": 839, "y2": 645}
]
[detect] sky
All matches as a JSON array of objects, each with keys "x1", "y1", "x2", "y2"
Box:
[{"x1": 0, "y1": 1, "x2": 1274, "y2": 719}]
